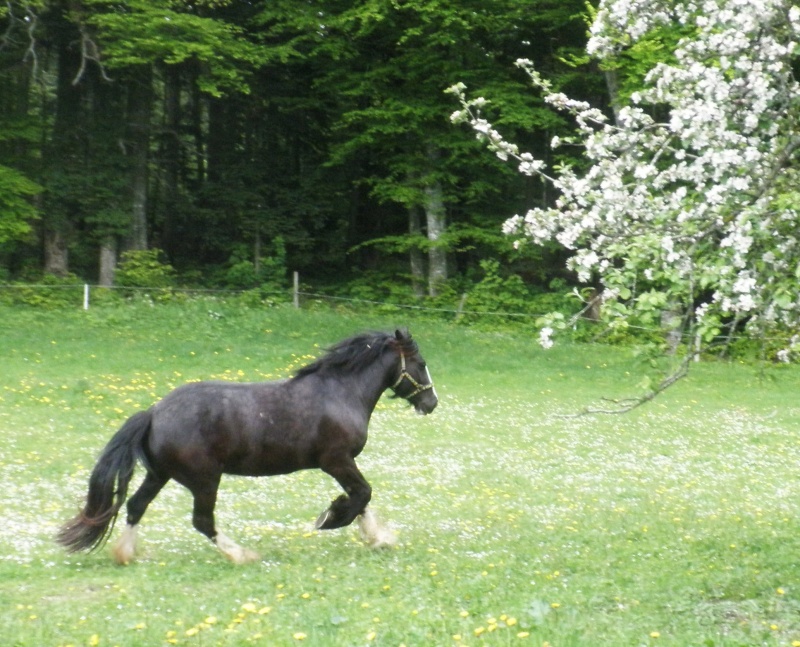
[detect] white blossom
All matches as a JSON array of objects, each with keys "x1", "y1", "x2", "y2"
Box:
[
  {"x1": 538, "y1": 327, "x2": 555, "y2": 350},
  {"x1": 451, "y1": 0, "x2": 800, "y2": 358}
]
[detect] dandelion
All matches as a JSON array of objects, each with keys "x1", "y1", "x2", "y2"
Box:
[
  {"x1": 89, "y1": 635, "x2": 99, "y2": 646},
  {"x1": 241, "y1": 603, "x2": 257, "y2": 613},
  {"x1": 650, "y1": 631, "x2": 661, "y2": 638},
  {"x1": 366, "y1": 631, "x2": 377, "y2": 641},
  {"x1": 518, "y1": 632, "x2": 531, "y2": 638},
  {"x1": 293, "y1": 632, "x2": 307, "y2": 640}
]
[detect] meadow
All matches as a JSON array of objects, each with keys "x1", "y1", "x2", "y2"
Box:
[{"x1": 1, "y1": 299, "x2": 799, "y2": 647}]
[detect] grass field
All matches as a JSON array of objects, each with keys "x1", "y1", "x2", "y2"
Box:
[{"x1": 1, "y1": 300, "x2": 799, "y2": 646}]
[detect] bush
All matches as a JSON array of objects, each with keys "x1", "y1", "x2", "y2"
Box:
[
  {"x1": 0, "y1": 273, "x2": 84, "y2": 308},
  {"x1": 115, "y1": 249, "x2": 178, "y2": 301}
]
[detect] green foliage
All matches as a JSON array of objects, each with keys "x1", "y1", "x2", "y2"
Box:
[
  {"x1": 0, "y1": 165, "x2": 39, "y2": 244},
  {"x1": 114, "y1": 249, "x2": 176, "y2": 292},
  {"x1": 224, "y1": 237, "x2": 287, "y2": 292},
  {"x1": 330, "y1": 270, "x2": 419, "y2": 313},
  {"x1": 85, "y1": 0, "x2": 264, "y2": 95},
  {"x1": 461, "y1": 259, "x2": 532, "y2": 317},
  {"x1": 0, "y1": 273, "x2": 83, "y2": 308},
  {"x1": 225, "y1": 260, "x2": 259, "y2": 289}
]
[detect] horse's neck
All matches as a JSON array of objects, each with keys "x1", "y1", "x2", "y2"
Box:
[{"x1": 345, "y1": 354, "x2": 396, "y2": 412}]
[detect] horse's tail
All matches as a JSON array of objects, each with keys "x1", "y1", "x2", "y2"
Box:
[{"x1": 57, "y1": 410, "x2": 152, "y2": 553}]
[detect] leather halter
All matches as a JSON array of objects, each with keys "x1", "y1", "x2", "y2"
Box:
[{"x1": 391, "y1": 353, "x2": 434, "y2": 400}]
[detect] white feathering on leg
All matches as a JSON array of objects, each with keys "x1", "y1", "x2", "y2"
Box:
[
  {"x1": 358, "y1": 508, "x2": 397, "y2": 548},
  {"x1": 112, "y1": 524, "x2": 139, "y2": 565},
  {"x1": 214, "y1": 532, "x2": 260, "y2": 564}
]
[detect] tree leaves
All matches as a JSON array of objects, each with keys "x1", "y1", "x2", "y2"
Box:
[{"x1": 0, "y1": 165, "x2": 39, "y2": 244}]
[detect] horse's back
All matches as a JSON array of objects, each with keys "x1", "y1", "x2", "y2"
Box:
[{"x1": 146, "y1": 379, "x2": 326, "y2": 477}]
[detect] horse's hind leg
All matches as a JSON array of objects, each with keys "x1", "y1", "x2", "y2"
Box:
[
  {"x1": 189, "y1": 478, "x2": 259, "y2": 565},
  {"x1": 113, "y1": 471, "x2": 168, "y2": 565}
]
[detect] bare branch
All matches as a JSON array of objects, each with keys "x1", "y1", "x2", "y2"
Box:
[
  {"x1": 1, "y1": 2, "x2": 16, "y2": 51},
  {"x1": 72, "y1": 23, "x2": 112, "y2": 85},
  {"x1": 557, "y1": 351, "x2": 693, "y2": 417},
  {"x1": 23, "y1": 3, "x2": 38, "y2": 78},
  {"x1": 1, "y1": 2, "x2": 40, "y2": 78}
]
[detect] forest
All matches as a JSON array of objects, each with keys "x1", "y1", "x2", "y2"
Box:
[{"x1": 0, "y1": 0, "x2": 606, "y2": 299}]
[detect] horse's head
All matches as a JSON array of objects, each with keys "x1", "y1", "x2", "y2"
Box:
[{"x1": 390, "y1": 329, "x2": 438, "y2": 415}]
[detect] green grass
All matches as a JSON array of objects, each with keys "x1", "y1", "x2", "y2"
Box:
[{"x1": 1, "y1": 300, "x2": 799, "y2": 646}]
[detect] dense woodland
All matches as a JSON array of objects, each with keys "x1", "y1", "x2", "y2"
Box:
[{"x1": 0, "y1": 0, "x2": 609, "y2": 297}]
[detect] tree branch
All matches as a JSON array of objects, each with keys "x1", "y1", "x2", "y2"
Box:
[
  {"x1": 558, "y1": 351, "x2": 693, "y2": 417},
  {"x1": 72, "y1": 24, "x2": 112, "y2": 85}
]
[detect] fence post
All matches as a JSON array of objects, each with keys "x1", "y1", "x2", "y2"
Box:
[
  {"x1": 293, "y1": 271, "x2": 299, "y2": 308},
  {"x1": 83, "y1": 284, "x2": 90, "y2": 310},
  {"x1": 455, "y1": 293, "x2": 468, "y2": 321}
]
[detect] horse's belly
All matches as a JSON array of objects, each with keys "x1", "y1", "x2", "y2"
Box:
[{"x1": 223, "y1": 442, "x2": 314, "y2": 477}]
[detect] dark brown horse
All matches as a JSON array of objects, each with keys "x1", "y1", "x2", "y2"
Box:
[{"x1": 57, "y1": 329, "x2": 437, "y2": 563}]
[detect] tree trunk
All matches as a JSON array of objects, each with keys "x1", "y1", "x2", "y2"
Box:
[
  {"x1": 207, "y1": 97, "x2": 232, "y2": 185},
  {"x1": 98, "y1": 237, "x2": 117, "y2": 286},
  {"x1": 605, "y1": 68, "x2": 622, "y2": 127},
  {"x1": 44, "y1": 229, "x2": 69, "y2": 276},
  {"x1": 159, "y1": 64, "x2": 182, "y2": 257},
  {"x1": 424, "y1": 181, "x2": 447, "y2": 297},
  {"x1": 408, "y1": 205, "x2": 426, "y2": 298},
  {"x1": 126, "y1": 65, "x2": 153, "y2": 251},
  {"x1": 43, "y1": 20, "x2": 82, "y2": 276},
  {"x1": 253, "y1": 224, "x2": 262, "y2": 276}
]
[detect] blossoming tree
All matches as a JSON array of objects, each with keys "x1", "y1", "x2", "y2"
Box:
[{"x1": 450, "y1": 0, "x2": 800, "y2": 411}]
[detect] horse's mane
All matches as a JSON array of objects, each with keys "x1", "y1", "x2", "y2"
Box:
[{"x1": 293, "y1": 330, "x2": 418, "y2": 378}]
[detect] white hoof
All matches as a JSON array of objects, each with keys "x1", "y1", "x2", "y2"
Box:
[
  {"x1": 359, "y1": 508, "x2": 397, "y2": 549},
  {"x1": 112, "y1": 524, "x2": 139, "y2": 565},
  {"x1": 215, "y1": 532, "x2": 260, "y2": 564},
  {"x1": 314, "y1": 508, "x2": 331, "y2": 530}
]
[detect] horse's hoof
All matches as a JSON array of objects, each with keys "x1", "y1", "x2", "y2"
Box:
[{"x1": 315, "y1": 509, "x2": 332, "y2": 530}]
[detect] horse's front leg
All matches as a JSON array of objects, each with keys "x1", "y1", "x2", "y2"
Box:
[
  {"x1": 315, "y1": 455, "x2": 396, "y2": 548},
  {"x1": 315, "y1": 455, "x2": 371, "y2": 530}
]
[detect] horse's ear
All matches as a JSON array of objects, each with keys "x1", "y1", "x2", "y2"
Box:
[{"x1": 395, "y1": 328, "x2": 410, "y2": 341}]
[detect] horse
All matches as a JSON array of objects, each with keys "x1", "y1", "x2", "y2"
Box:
[{"x1": 56, "y1": 329, "x2": 437, "y2": 564}]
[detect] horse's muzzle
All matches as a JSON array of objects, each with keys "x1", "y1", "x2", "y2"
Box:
[{"x1": 414, "y1": 393, "x2": 438, "y2": 415}]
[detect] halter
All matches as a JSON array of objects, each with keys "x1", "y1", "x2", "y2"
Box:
[{"x1": 391, "y1": 353, "x2": 435, "y2": 400}]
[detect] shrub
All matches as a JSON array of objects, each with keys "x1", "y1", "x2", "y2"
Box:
[
  {"x1": 1, "y1": 273, "x2": 84, "y2": 308},
  {"x1": 114, "y1": 249, "x2": 177, "y2": 301}
]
